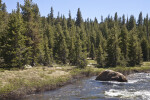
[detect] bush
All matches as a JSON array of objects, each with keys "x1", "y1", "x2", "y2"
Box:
[{"x1": 77, "y1": 53, "x2": 87, "y2": 68}]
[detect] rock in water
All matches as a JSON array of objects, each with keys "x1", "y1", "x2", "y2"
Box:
[{"x1": 96, "y1": 70, "x2": 127, "y2": 82}]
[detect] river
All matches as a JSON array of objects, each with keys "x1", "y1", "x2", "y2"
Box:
[{"x1": 23, "y1": 73, "x2": 150, "y2": 100}]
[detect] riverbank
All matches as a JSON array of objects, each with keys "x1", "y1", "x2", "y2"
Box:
[
  {"x1": 0, "y1": 65, "x2": 101, "y2": 100},
  {"x1": 0, "y1": 62, "x2": 150, "y2": 100}
]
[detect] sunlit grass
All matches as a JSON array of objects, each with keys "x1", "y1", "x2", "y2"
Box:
[
  {"x1": 0, "y1": 66, "x2": 71, "y2": 97},
  {"x1": 87, "y1": 59, "x2": 97, "y2": 64}
]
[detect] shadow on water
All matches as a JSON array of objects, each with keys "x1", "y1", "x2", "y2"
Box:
[{"x1": 23, "y1": 73, "x2": 150, "y2": 100}]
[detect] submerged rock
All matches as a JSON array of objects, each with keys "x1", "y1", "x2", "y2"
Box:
[{"x1": 96, "y1": 70, "x2": 127, "y2": 82}]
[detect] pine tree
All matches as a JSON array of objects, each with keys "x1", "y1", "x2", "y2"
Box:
[
  {"x1": 127, "y1": 15, "x2": 136, "y2": 31},
  {"x1": 1, "y1": 3, "x2": 6, "y2": 12},
  {"x1": 141, "y1": 38, "x2": 149, "y2": 61},
  {"x1": 126, "y1": 16, "x2": 129, "y2": 30},
  {"x1": 138, "y1": 12, "x2": 143, "y2": 26},
  {"x1": 106, "y1": 26, "x2": 122, "y2": 67},
  {"x1": 0, "y1": 0, "x2": 3, "y2": 62},
  {"x1": 59, "y1": 35, "x2": 68, "y2": 64},
  {"x1": 2, "y1": 9, "x2": 25, "y2": 68},
  {"x1": 0, "y1": 0, "x2": 9, "y2": 67},
  {"x1": 47, "y1": 7, "x2": 54, "y2": 25},
  {"x1": 53, "y1": 23, "x2": 61, "y2": 59},
  {"x1": 45, "y1": 24, "x2": 54, "y2": 58},
  {"x1": 114, "y1": 12, "x2": 118, "y2": 22},
  {"x1": 96, "y1": 30, "x2": 104, "y2": 49},
  {"x1": 0, "y1": 0, "x2": 8, "y2": 39},
  {"x1": 100, "y1": 22, "x2": 109, "y2": 39},
  {"x1": 86, "y1": 37, "x2": 91, "y2": 55},
  {"x1": 122, "y1": 14, "x2": 125, "y2": 25},
  {"x1": 21, "y1": 0, "x2": 41, "y2": 66},
  {"x1": 76, "y1": 26, "x2": 87, "y2": 53},
  {"x1": 54, "y1": 23, "x2": 68, "y2": 64},
  {"x1": 145, "y1": 14, "x2": 149, "y2": 41},
  {"x1": 42, "y1": 23, "x2": 53, "y2": 66},
  {"x1": 43, "y1": 31, "x2": 51, "y2": 66},
  {"x1": 89, "y1": 43, "x2": 95, "y2": 60},
  {"x1": 62, "y1": 15, "x2": 70, "y2": 47},
  {"x1": 75, "y1": 8, "x2": 83, "y2": 27},
  {"x1": 75, "y1": 35, "x2": 87, "y2": 68},
  {"x1": 119, "y1": 25, "x2": 129, "y2": 59},
  {"x1": 90, "y1": 27, "x2": 96, "y2": 46},
  {"x1": 128, "y1": 28, "x2": 143, "y2": 66},
  {"x1": 67, "y1": 10, "x2": 73, "y2": 28},
  {"x1": 0, "y1": 0, "x2": 2, "y2": 9},
  {"x1": 96, "y1": 45, "x2": 105, "y2": 67},
  {"x1": 68, "y1": 37, "x2": 76, "y2": 65}
]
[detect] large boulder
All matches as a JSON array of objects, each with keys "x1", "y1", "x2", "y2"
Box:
[{"x1": 96, "y1": 70, "x2": 127, "y2": 82}]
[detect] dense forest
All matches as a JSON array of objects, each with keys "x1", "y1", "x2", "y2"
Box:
[{"x1": 0, "y1": 0, "x2": 150, "y2": 69}]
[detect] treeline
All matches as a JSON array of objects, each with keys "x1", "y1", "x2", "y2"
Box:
[{"x1": 0, "y1": 0, "x2": 149, "y2": 68}]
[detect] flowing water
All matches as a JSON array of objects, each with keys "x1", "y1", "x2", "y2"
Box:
[{"x1": 23, "y1": 73, "x2": 150, "y2": 100}]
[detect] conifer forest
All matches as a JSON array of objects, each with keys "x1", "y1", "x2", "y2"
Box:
[{"x1": 0, "y1": 0, "x2": 150, "y2": 69}]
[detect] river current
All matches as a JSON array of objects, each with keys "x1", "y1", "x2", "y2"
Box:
[{"x1": 23, "y1": 73, "x2": 150, "y2": 100}]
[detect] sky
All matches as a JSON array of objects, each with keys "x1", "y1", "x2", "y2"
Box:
[{"x1": 2, "y1": 0, "x2": 150, "y2": 22}]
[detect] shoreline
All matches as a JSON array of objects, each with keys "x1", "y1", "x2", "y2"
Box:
[{"x1": 0, "y1": 66, "x2": 150, "y2": 100}]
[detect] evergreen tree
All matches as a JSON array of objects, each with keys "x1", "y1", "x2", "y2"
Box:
[
  {"x1": 67, "y1": 10, "x2": 73, "y2": 28},
  {"x1": 2, "y1": 10, "x2": 25, "y2": 68},
  {"x1": 0, "y1": 0, "x2": 2, "y2": 8},
  {"x1": 54, "y1": 23, "x2": 68, "y2": 64},
  {"x1": 128, "y1": 28, "x2": 143, "y2": 66},
  {"x1": 59, "y1": 35, "x2": 68, "y2": 64},
  {"x1": 0, "y1": 0, "x2": 8, "y2": 67},
  {"x1": 75, "y1": 35, "x2": 87, "y2": 68},
  {"x1": 68, "y1": 37, "x2": 76, "y2": 65},
  {"x1": 114, "y1": 12, "x2": 118, "y2": 22},
  {"x1": 45, "y1": 24, "x2": 54, "y2": 58},
  {"x1": 47, "y1": 7, "x2": 54, "y2": 25},
  {"x1": 0, "y1": 0, "x2": 8, "y2": 38},
  {"x1": 145, "y1": 14, "x2": 149, "y2": 41},
  {"x1": 122, "y1": 14, "x2": 125, "y2": 25},
  {"x1": 75, "y1": 8, "x2": 83, "y2": 27},
  {"x1": 126, "y1": 16, "x2": 129, "y2": 30},
  {"x1": 138, "y1": 12, "x2": 143, "y2": 26},
  {"x1": 89, "y1": 43, "x2": 95, "y2": 60},
  {"x1": 43, "y1": 31, "x2": 51, "y2": 66},
  {"x1": 141, "y1": 38, "x2": 149, "y2": 61},
  {"x1": 96, "y1": 45, "x2": 105, "y2": 67},
  {"x1": 0, "y1": 1, "x2": 149, "y2": 68},
  {"x1": 101, "y1": 22, "x2": 109, "y2": 39},
  {"x1": 119, "y1": 25, "x2": 129, "y2": 59},
  {"x1": 62, "y1": 15, "x2": 70, "y2": 47},
  {"x1": 21, "y1": 0, "x2": 41, "y2": 66},
  {"x1": 106, "y1": 26, "x2": 122, "y2": 67},
  {"x1": 42, "y1": 23, "x2": 53, "y2": 66},
  {"x1": 1, "y1": 3, "x2": 6, "y2": 12},
  {"x1": 128, "y1": 15, "x2": 136, "y2": 31}
]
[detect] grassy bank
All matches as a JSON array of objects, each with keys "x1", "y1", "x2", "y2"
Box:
[
  {"x1": 110, "y1": 62, "x2": 150, "y2": 76},
  {"x1": 0, "y1": 65, "x2": 103, "y2": 100},
  {"x1": 0, "y1": 61, "x2": 150, "y2": 100}
]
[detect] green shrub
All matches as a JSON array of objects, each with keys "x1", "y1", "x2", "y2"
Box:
[{"x1": 77, "y1": 54, "x2": 87, "y2": 68}]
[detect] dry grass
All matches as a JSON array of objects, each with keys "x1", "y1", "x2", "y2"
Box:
[
  {"x1": 0, "y1": 67, "x2": 70, "y2": 88},
  {"x1": 142, "y1": 62, "x2": 150, "y2": 67},
  {"x1": 0, "y1": 66, "x2": 73, "y2": 100}
]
